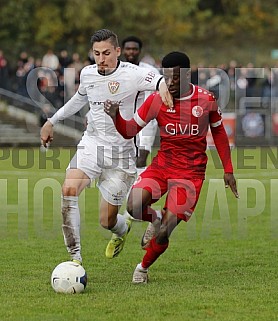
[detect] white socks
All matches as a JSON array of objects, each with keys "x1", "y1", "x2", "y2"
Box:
[
  {"x1": 136, "y1": 263, "x2": 148, "y2": 272},
  {"x1": 61, "y1": 195, "x2": 82, "y2": 262},
  {"x1": 110, "y1": 214, "x2": 128, "y2": 237}
]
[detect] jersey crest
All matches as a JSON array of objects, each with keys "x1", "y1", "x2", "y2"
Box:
[
  {"x1": 108, "y1": 81, "x2": 120, "y2": 94},
  {"x1": 192, "y1": 105, "x2": 203, "y2": 117}
]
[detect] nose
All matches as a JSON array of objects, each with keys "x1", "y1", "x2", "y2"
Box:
[{"x1": 99, "y1": 53, "x2": 105, "y2": 63}]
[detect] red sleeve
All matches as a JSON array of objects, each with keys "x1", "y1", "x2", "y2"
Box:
[
  {"x1": 114, "y1": 93, "x2": 160, "y2": 139},
  {"x1": 210, "y1": 122, "x2": 233, "y2": 173},
  {"x1": 114, "y1": 112, "x2": 142, "y2": 139},
  {"x1": 137, "y1": 92, "x2": 161, "y2": 122}
]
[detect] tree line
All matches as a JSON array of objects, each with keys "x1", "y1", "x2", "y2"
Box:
[{"x1": 1, "y1": 0, "x2": 278, "y2": 66}]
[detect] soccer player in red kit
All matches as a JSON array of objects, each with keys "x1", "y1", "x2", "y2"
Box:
[{"x1": 104, "y1": 51, "x2": 239, "y2": 284}]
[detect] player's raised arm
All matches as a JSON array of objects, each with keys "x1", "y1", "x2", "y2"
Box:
[{"x1": 104, "y1": 99, "x2": 142, "y2": 139}]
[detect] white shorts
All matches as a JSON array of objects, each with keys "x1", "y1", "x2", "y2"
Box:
[
  {"x1": 67, "y1": 133, "x2": 136, "y2": 206},
  {"x1": 97, "y1": 169, "x2": 136, "y2": 206}
]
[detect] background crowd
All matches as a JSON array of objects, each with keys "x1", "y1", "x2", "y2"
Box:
[{"x1": 1, "y1": 48, "x2": 278, "y2": 113}]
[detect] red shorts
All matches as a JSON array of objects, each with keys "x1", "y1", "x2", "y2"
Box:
[{"x1": 132, "y1": 167, "x2": 204, "y2": 221}]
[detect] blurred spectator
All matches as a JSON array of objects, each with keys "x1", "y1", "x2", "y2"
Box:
[
  {"x1": 35, "y1": 58, "x2": 42, "y2": 68},
  {"x1": 59, "y1": 50, "x2": 72, "y2": 72},
  {"x1": 245, "y1": 62, "x2": 258, "y2": 97},
  {"x1": 206, "y1": 70, "x2": 222, "y2": 98},
  {"x1": 226, "y1": 60, "x2": 238, "y2": 103},
  {"x1": 235, "y1": 67, "x2": 249, "y2": 107},
  {"x1": 241, "y1": 112, "x2": 265, "y2": 137},
  {"x1": 18, "y1": 51, "x2": 28, "y2": 67},
  {"x1": 42, "y1": 49, "x2": 59, "y2": 70},
  {"x1": 261, "y1": 66, "x2": 272, "y2": 99},
  {"x1": 16, "y1": 55, "x2": 36, "y2": 97},
  {"x1": 39, "y1": 70, "x2": 63, "y2": 108},
  {"x1": 71, "y1": 52, "x2": 83, "y2": 73},
  {"x1": 0, "y1": 50, "x2": 9, "y2": 89}
]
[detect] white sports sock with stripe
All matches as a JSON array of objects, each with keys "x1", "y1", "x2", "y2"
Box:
[{"x1": 61, "y1": 195, "x2": 82, "y2": 262}]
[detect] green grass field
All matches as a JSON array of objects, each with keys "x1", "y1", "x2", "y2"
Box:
[{"x1": 1, "y1": 147, "x2": 278, "y2": 321}]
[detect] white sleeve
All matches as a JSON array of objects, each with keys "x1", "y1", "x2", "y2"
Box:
[
  {"x1": 49, "y1": 89, "x2": 88, "y2": 125},
  {"x1": 136, "y1": 67, "x2": 163, "y2": 92}
]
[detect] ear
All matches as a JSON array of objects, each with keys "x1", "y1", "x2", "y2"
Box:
[{"x1": 116, "y1": 47, "x2": 121, "y2": 57}]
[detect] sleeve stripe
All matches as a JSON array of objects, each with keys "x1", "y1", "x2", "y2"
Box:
[
  {"x1": 78, "y1": 90, "x2": 87, "y2": 96},
  {"x1": 210, "y1": 119, "x2": 222, "y2": 127},
  {"x1": 134, "y1": 112, "x2": 146, "y2": 127},
  {"x1": 156, "y1": 77, "x2": 164, "y2": 90}
]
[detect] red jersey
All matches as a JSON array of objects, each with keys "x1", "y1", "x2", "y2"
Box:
[
  {"x1": 133, "y1": 84, "x2": 221, "y2": 178},
  {"x1": 114, "y1": 84, "x2": 233, "y2": 179}
]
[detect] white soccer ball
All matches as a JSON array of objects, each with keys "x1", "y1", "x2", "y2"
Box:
[{"x1": 51, "y1": 261, "x2": 87, "y2": 294}]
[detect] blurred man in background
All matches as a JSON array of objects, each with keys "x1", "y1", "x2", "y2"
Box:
[{"x1": 122, "y1": 36, "x2": 159, "y2": 172}]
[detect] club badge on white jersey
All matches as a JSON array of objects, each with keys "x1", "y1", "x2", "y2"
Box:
[{"x1": 108, "y1": 81, "x2": 120, "y2": 94}]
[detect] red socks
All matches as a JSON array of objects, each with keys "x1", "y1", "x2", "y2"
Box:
[{"x1": 142, "y1": 237, "x2": 169, "y2": 269}]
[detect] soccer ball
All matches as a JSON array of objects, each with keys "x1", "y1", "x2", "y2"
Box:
[{"x1": 51, "y1": 261, "x2": 87, "y2": 294}]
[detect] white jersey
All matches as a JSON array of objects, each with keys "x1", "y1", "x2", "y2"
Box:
[
  {"x1": 50, "y1": 61, "x2": 162, "y2": 160},
  {"x1": 137, "y1": 61, "x2": 160, "y2": 107}
]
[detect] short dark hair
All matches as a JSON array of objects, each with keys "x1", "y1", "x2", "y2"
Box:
[
  {"x1": 121, "y1": 36, "x2": 143, "y2": 49},
  {"x1": 161, "y1": 51, "x2": 190, "y2": 68},
  {"x1": 90, "y1": 29, "x2": 119, "y2": 47}
]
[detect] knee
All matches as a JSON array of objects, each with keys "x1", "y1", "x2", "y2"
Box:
[
  {"x1": 126, "y1": 200, "x2": 141, "y2": 220},
  {"x1": 62, "y1": 184, "x2": 77, "y2": 197},
  {"x1": 99, "y1": 215, "x2": 115, "y2": 230}
]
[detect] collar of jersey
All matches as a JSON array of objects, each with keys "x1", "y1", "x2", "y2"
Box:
[
  {"x1": 176, "y1": 84, "x2": 195, "y2": 101},
  {"x1": 97, "y1": 60, "x2": 120, "y2": 76}
]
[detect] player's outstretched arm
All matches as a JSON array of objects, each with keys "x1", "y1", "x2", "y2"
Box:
[
  {"x1": 104, "y1": 99, "x2": 142, "y2": 139},
  {"x1": 40, "y1": 120, "x2": 54, "y2": 147}
]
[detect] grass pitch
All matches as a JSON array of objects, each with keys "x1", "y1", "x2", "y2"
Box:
[{"x1": 0, "y1": 147, "x2": 278, "y2": 321}]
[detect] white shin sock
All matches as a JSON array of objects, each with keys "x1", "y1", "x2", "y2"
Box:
[
  {"x1": 110, "y1": 214, "x2": 127, "y2": 237},
  {"x1": 61, "y1": 195, "x2": 82, "y2": 262}
]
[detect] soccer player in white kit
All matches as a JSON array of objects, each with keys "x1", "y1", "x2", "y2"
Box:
[{"x1": 40, "y1": 29, "x2": 172, "y2": 265}]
